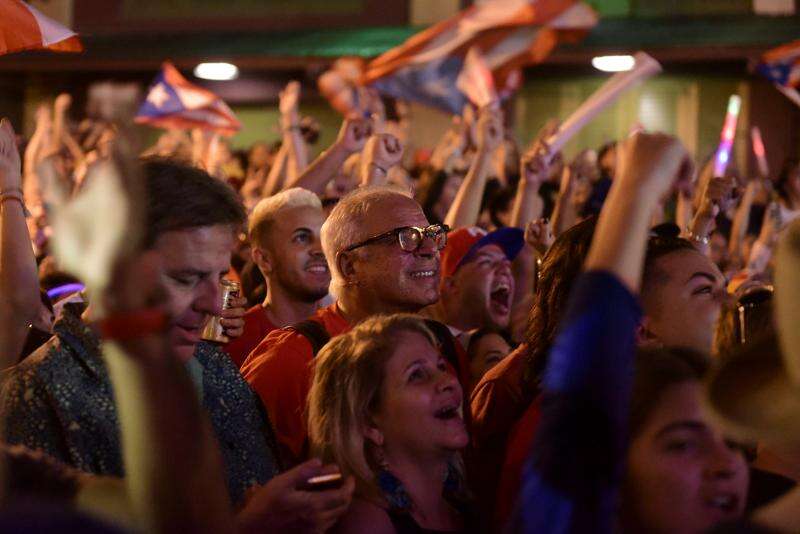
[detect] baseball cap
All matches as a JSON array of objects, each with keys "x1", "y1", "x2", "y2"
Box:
[{"x1": 440, "y1": 226, "x2": 524, "y2": 280}]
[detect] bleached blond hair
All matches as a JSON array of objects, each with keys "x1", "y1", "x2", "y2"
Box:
[{"x1": 248, "y1": 187, "x2": 322, "y2": 247}]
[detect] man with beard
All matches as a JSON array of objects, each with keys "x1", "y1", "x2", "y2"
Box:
[
  {"x1": 241, "y1": 185, "x2": 466, "y2": 465},
  {"x1": 429, "y1": 226, "x2": 523, "y2": 345},
  {"x1": 225, "y1": 188, "x2": 330, "y2": 367}
]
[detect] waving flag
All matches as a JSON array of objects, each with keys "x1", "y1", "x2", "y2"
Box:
[
  {"x1": 136, "y1": 62, "x2": 241, "y2": 136},
  {"x1": 363, "y1": 0, "x2": 597, "y2": 113},
  {"x1": 457, "y1": 47, "x2": 499, "y2": 108},
  {"x1": 757, "y1": 39, "x2": 800, "y2": 108},
  {"x1": 1, "y1": 0, "x2": 83, "y2": 56}
]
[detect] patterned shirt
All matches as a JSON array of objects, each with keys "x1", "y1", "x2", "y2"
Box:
[{"x1": 0, "y1": 310, "x2": 280, "y2": 506}]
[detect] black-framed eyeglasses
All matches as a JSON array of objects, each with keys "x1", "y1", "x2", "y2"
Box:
[{"x1": 343, "y1": 224, "x2": 449, "y2": 254}]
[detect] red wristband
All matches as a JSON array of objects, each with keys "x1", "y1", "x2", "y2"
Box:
[{"x1": 96, "y1": 308, "x2": 169, "y2": 341}]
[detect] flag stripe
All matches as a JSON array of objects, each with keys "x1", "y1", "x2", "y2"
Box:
[
  {"x1": 1, "y1": 1, "x2": 44, "y2": 55},
  {"x1": 0, "y1": 0, "x2": 82, "y2": 56},
  {"x1": 25, "y1": 2, "x2": 75, "y2": 47}
]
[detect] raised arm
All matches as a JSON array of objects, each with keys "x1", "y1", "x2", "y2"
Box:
[
  {"x1": 549, "y1": 165, "x2": 578, "y2": 237},
  {"x1": 0, "y1": 118, "x2": 38, "y2": 367},
  {"x1": 283, "y1": 117, "x2": 370, "y2": 195},
  {"x1": 359, "y1": 133, "x2": 403, "y2": 187},
  {"x1": 684, "y1": 174, "x2": 735, "y2": 256},
  {"x1": 728, "y1": 179, "x2": 758, "y2": 264},
  {"x1": 279, "y1": 81, "x2": 309, "y2": 187},
  {"x1": 587, "y1": 133, "x2": 693, "y2": 290},
  {"x1": 444, "y1": 106, "x2": 503, "y2": 229},
  {"x1": 514, "y1": 133, "x2": 692, "y2": 534}
]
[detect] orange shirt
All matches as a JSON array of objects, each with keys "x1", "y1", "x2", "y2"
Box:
[{"x1": 240, "y1": 304, "x2": 350, "y2": 465}]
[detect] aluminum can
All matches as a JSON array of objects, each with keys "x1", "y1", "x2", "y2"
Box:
[{"x1": 201, "y1": 279, "x2": 241, "y2": 343}]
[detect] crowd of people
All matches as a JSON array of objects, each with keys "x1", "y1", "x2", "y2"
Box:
[{"x1": 0, "y1": 78, "x2": 800, "y2": 534}]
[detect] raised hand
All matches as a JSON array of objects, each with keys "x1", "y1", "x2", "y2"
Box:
[
  {"x1": 335, "y1": 116, "x2": 372, "y2": 154},
  {"x1": 697, "y1": 175, "x2": 736, "y2": 219},
  {"x1": 279, "y1": 81, "x2": 301, "y2": 117},
  {"x1": 364, "y1": 133, "x2": 403, "y2": 171},
  {"x1": 0, "y1": 119, "x2": 22, "y2": 192},
  {"x1": 475, "y1": 106, "x2": 503, "y2": 153},
  {"x1": 616, "y1": 132, "x2": 693, "y2": 203},
  {"x1": 521, "y1": 141, "x2": 553, "y2": 187},
  {"x1": 54, "y1": 93, "x2": 72, "y2": 114},
  {"x1": 524, "y1": 218, "x2": 553, "y2": 257}
]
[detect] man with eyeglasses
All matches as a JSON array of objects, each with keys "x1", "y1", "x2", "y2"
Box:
[{"x1": 241, "y1": 186, "x2": 467, "y2": 466}]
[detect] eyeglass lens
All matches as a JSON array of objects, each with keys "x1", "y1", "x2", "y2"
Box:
[{"x1": 398, "y1": 226, "x2": 446, "y2": 252}]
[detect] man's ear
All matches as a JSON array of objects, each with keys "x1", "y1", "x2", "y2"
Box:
[
  {"x1": 440, "y1": 274, "x2": 456, "y2": 296},
  {"x1": 636, "y1": 317, "x2": 661, "y2": 348},
  {"x1": 252, "y1": 246, "x2": 273, "y2": 277},
  {"x1": 337, "y1": 251, "x2": 357, "y2": 284}
]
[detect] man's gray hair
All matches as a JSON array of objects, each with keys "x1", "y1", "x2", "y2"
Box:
[
  {"x1": 321, "y1": 185, "x2": 412, "y2": 298},
  {"x1": 249, "y1": 187, "x2": 322, "y2": 246}
]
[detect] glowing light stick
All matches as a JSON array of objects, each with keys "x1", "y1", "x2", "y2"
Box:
[
  {"x1": 713, "y1": 95, "x2": 741, "y2": 178},
  {"x1": 751, "y1": 126, "x2": 769, "y2": 178}
]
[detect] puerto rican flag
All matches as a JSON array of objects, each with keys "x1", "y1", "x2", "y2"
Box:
[
  {"x1": 362, "y1": 0, "x2": 597, "y2": 113},
  {"x1": 135, "y1": 62, "x2": 241, "y2": 136},
  {"x1": 0, "y1": 0, "x2": 83, "y2": 56},
  {"x1": 757, "y1": 39, "x2": 800, "y2": 108}
]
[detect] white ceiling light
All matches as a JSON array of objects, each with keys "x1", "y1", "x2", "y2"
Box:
[
  {"x1": 592, "y1": 55, "x2": 635, "y2": 73},
  {"x1": 194, "y1": 62, "x2": 239, "y2": 81}
]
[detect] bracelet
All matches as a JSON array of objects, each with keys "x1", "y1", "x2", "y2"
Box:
[
  {"x1": 686, "y1": 231, "x2": 709, "y2": 245},
  {"x1": 96, "y1": 308, "x2": 169, "y2": 341},
  {"x1": 0, "y1": 190, "x2": 30, "y2": 217},
  {"x1": 283, "y1": 124, "x2": 301, "y2": 132}
]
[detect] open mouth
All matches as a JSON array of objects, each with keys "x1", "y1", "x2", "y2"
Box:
[
  {"x1": 410, "y1": 270, "x2": 436, "y2": 280},
  {"x1": 305, "y1": 263, "x2": 329, "y2": 275},
  {"x1": 434, "y1": 404, "x2": 462, "y2": 420},
  {"x1": 490, "y1": 283, "x2": 511, "y2": 311},
  {"x1": 705, "y1": 493, "x2": 739, "y2": 515}
]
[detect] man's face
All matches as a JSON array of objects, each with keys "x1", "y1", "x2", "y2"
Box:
[
  {"x1": 257, "y1": 205, "x2": 329, "y2": 302},
  {"x1": 642, "y1": 249, "x2": 728, "y2": 354},
  {"x1": 444, "y1": 244, "x2": 514, "y2": 330},
  {"x1": 153, "y1": 225, "x2": 236, "y2": 361},
  {"x1": 346, "y1": 196, "x2": 440, "y2": 312}
]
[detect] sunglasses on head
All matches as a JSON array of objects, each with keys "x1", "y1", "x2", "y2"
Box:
[{"x1": 343, "y1": 224, "x2": 449, "y2": 254}]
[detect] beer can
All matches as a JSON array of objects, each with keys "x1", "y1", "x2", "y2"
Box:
[{"x1": 201, "y1": 279, "x2": 241, "y2": 343}]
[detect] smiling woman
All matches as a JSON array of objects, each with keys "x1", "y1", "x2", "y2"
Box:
[{"x1": 308, "y1": 314, "x2": 475, "y2": 534}]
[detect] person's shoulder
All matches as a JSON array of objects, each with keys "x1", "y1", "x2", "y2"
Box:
[
  {"x1": 332, "y1": 497, "x2": 394, "y2": 534},
  {"x1": 471, "y1": 344, "x2": 527, "y2": 399},
  {"x1": 4, "y1": 336, "x2": 71, "y2": 386},
  {"x1": 239, "y1": 325, "x2": 315, "y2": 378}
]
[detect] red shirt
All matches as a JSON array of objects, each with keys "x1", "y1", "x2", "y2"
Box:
[
  {"x1": 468, "y1": 344, "x2": 530, "y2": 522},
  {"x1": 240, "y1": 303, "x2": 473, "y2": 468},
  {"x1": 495, "y1": 395, "x2": 543, "y2": 529},
  {"x1": 241, "y1": 304, "x2": 351, "y2": 465},
  {"x1": 224, "y1": 305, "x2": 277, "y2": 368}
]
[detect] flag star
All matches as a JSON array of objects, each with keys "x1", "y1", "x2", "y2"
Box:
[{"x1": 147, "y1": 83, "x2": 170, "y2": 108}]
